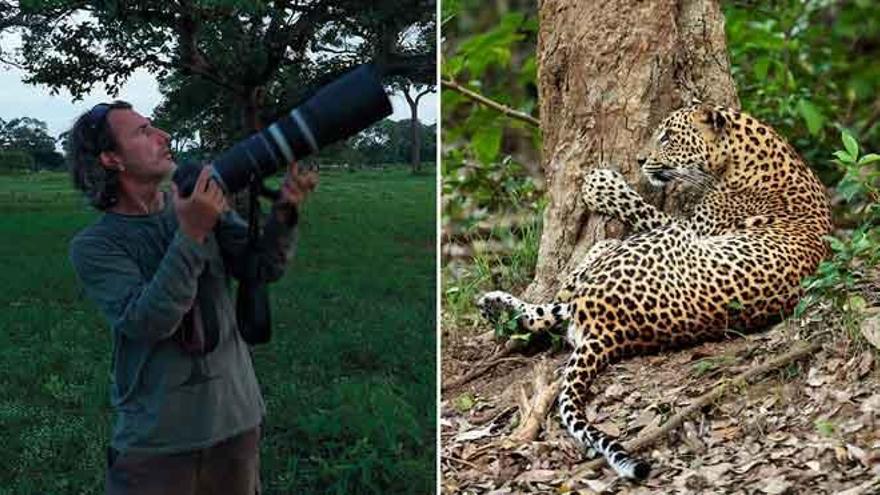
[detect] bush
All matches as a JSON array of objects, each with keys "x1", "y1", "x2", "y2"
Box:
[
  {"x1": 796, "y1": 131, "x2": 879, "y2": 327},
  {"x1": 0, "y1": 150, "x2": 35, "y2": 174}
]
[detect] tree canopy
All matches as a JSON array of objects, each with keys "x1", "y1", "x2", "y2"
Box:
[
  {"x1": 2, "y1": 0, "x2": 435, "y2": 146},
  {"x1": 0, "y1": 117, "x2": 64, "y2": 171}
]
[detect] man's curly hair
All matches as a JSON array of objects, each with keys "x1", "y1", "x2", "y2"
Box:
[{"x1": 66, "y1": 101, "x2": 132, "y2": 210}]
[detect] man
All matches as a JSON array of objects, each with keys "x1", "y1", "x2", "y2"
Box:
[{"x1": 67, "y1": 101, "x2": 317, "y2": 494}]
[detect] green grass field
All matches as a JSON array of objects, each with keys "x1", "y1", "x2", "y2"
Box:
[{"x1": 0, "y1": 168, "x2": 436, "y2": 494}]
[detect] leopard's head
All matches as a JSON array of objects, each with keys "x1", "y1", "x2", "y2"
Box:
[{"x1": 637, "y1": 105, "x2": 730, "y2": 188}]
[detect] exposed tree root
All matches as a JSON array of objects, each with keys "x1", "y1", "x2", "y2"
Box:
[
  {"x1": 510, "y1": 360, "x2": 563, "y2": 443},
  {"x1": 566, "y1": 340, "x2": 824, "y2": 482}
]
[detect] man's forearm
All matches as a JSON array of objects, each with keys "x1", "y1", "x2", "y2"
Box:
[
  {"x1": 215, "y1": 205, "x2": 299, "y2": 283},
  {"x1": 72, "y1": 230, "x2": 209, "y2": 342},
  {"x1": 112, "y1": 232, "x2": 210, "y2": 340}
]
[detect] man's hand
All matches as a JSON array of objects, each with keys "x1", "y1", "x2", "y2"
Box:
[
  {"x1": 171, "y1": 165, "x2": 227, "y2": 243},
  {"x1": 274, "y1": 161, "x2": 318, "y2": 224}
]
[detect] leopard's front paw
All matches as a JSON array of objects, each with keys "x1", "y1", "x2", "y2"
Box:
[{"x1": 581, "y1": 168, "x2": 632, "y2": 215}]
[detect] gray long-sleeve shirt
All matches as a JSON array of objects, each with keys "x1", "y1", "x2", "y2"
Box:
[{"x1": 69, "y1": 195, "x2": 297, "y2": 454}]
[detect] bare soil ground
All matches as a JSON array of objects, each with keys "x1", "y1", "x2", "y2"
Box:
[{"x1": 441, "y1": 308, "x2": 880, "y2": 494}]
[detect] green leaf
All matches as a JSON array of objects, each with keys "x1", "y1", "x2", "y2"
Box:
[
  {"x1": 753, "y1": 57, "x2": 771, "y2": 80},
  {"x1": 471, "y1": 125, "x2": 503, "y2": 165},
  {"x1": 858, "y1": 153, "x2": 880, "y2": 164},
  {"x1": 444, "y1": 55, "x2": 465, "y2": 78},
  {"x1": 441, "y1": 0, "x2": 460, "y2": 21},
  {"x1": 456, "y1": 12, "x2": 526, "y2": 77},
  {"x1": 692, "y1": 359, "x2": 717, "y2": 377},
  {"x1": 851, "y1": 234, "x2": 873, "y2": 256},
  {"x1": 833, "y1": 150, "x2": 855, "y2": 164},
  {"x1": 825, "y1": 236, "x2": 846, "y2": 253},
  {"x1": 796, "y1": 99, "x2": 824, "y2": 136},
  {"x1": 509, "y1": 332, "x2": 532, "y2": 342},
  {"x1": 793, "y1": 295, "x2": 814, "y2": 319},
  {"x1": 815, "y1": 419, "x2": 836, "y2": 437},
  {"x1": 836, "y1": 174, "x2": 865, "y2": 202},
  {"x1": 453, "y1": 392, "x2": 475, "y2": 413},
  {"x1": 842, "y1": 131, "x2": 859, "y2": 159},
  {"x1": 847, "y1": 295, "x2": 868, "y2": 312}
]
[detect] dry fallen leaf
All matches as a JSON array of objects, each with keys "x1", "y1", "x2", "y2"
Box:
[
  {"x1": 807, "y1": 366, "x2": 827, "y2": 387},
  {"x1": 860, "y1": 313, "x2": 880, "y2": 350},
  {"x1": 857, "y1": 351, "x2": 874, "y2": 378},
  {"x1": 702, "y1": 462, "x2": 733, "y2": 483},
  {"x1": 513, "y1": 468, "x2": 557, "y2": 483},
  {"x1": 860, "y1": 394, "x2": 880, "y2": 414},
  {"x1": 595, "y1": 421, "x2": 621, "y2": 438},
  {"x1": 760, "y1": 475, "x2": 792, "y2": 494},
  {"x1": 846, "y1": 444, "x2": 872, "y2": 468},
  {"x1": 712, "y1": 425, "x2": 741, "y2": 442},
  {"x1": 632, "y1": 408, "x2": 659, "y2": 429},
  {"x1": 454, "y1": 424, "x2": 501, "y2": 442},
  {"x1": 733, "y1": 459, "x2": 764, "y2": 474},
  {"x1": 604, "y1": 383, "x2": 626, "y2": 399}
]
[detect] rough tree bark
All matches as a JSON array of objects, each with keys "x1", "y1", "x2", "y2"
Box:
[{"x1": 526, "y1": 0, "x2": 740, "y2": 301}]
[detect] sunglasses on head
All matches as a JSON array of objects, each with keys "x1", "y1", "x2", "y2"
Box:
[
  {"x1": 86, "y1": 103, "x2": 111, "y2": 130},
  {"x1": 84, "y1": 103, "x2": 113, "y2": 153}
]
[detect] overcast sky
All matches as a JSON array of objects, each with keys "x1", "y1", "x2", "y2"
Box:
[{"x1": 0, "y1": 54, "x2": 437, "y2": 147}]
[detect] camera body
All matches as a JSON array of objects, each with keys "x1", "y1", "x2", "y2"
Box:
[{"x1": 173, "y1": 64, "x2": 392, "y2": 196}]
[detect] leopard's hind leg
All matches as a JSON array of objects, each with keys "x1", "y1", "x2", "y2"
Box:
[{"x1": 476, "y1": 291, "x2": 571, "y2": 333}]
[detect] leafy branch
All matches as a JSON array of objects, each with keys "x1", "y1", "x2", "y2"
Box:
[{"x1": 441, "y1": 78, "x2": 540, "y2": 127}]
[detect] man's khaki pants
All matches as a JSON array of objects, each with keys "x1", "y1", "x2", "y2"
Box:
[{"x1": 105, "y1": 427, "x2": 260, "y2": 495}]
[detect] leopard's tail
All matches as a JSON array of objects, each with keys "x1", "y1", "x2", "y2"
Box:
[
  {"x1": 476, "y1": 291, "x2": 571, "y2": 332},
  {"x1": 559, "y1": 348, "x2": 651, "y2": 480}
]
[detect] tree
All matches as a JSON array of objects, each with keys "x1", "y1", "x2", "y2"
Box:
[
  {"x1": 525, "y1": 0, "x2": 738, "y2": 300},
  {"x1": 0, "y1": 117, "x2": 64, "y2": 170},
  {"x1": 399, "y1": 83, "x2": 435, "y2": 173}
]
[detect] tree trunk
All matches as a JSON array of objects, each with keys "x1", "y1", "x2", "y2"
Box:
[
  {"x1": 404, "y1": 87, "x2": 422, "y2": 174},
  {"x1": 411, "y1": 105, "x2": 421, "y2": 174},
  {"x1": 526, "y1": 0, "x2": 739, "y2": 301},
  {"x1": 230, "y1": 87, "x2": 266, "y2": 217}
]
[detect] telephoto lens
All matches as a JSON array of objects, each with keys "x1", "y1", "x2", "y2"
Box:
[{"x1": 173, "y1": 64, "x2": 393, "y2": 196}]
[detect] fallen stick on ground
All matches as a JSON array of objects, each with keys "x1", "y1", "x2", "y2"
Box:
[
  {"x1": 471, "y1": 405, "x2": 518, "y2": 427},
  {"x1": 442, "y1": 454, "x2": 484, "y2": 471},
  {"x1": 510, "y1": 361, "x2": 563, "y2": 443},
  {"x1": 567, "y1": 340, "x2": 823, "y2": 482},
  {"x1": 443, "y1": 339, "x2": 524, "y2": 392}
]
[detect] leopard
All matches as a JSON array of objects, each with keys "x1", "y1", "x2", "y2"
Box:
[{"x1": 476, "y1": 104, "x2": 832, "y2": 480}]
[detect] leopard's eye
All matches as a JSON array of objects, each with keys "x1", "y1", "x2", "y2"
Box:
[{"x1": 658, "y1": 130, "x2": 675, "y2": 145}]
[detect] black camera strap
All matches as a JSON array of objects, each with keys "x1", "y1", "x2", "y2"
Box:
[{"x1": 235, "y1": 174, "x2": 272, "y2": 345}]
